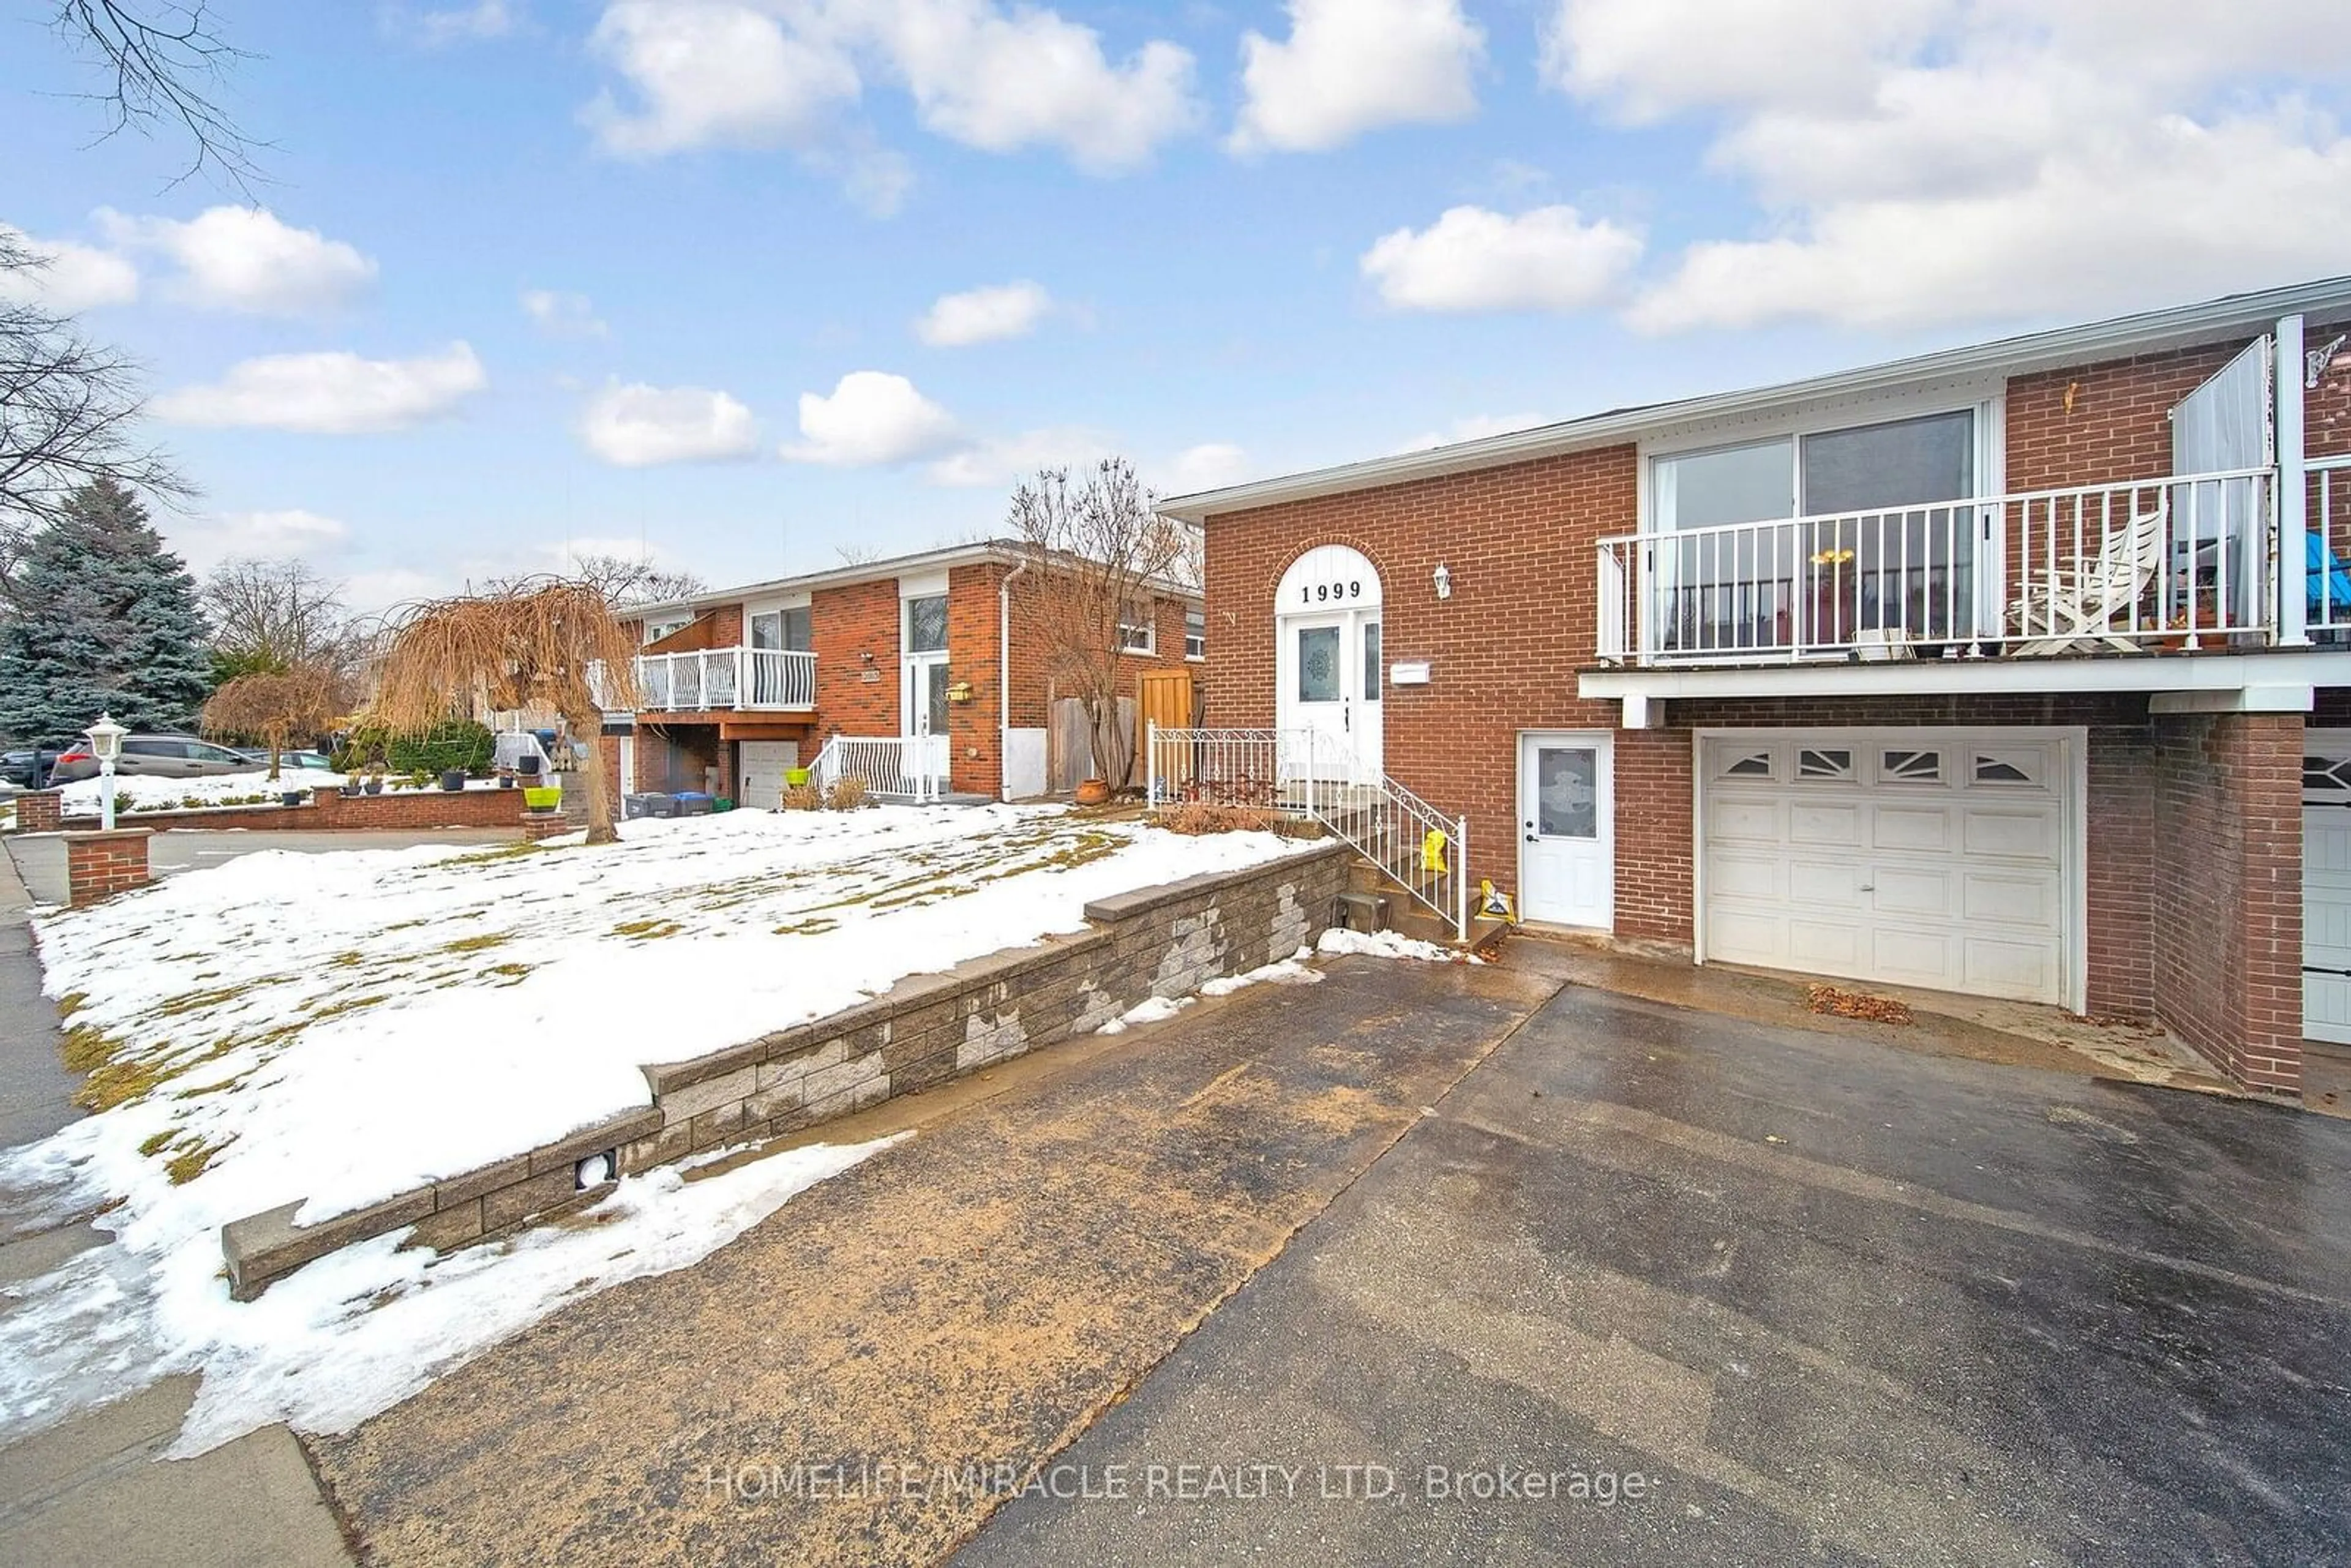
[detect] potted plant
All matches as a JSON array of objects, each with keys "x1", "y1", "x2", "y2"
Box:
[
  {"x1": 438, "y1": 767, "x2": 467, "y2": 792},
  {"x1": 1074, "y1": 776, "x2": 1112, "y2": 806},
  {"x1": 523, "y1": 784, "x2": 562, "y2": 812},
  {"x1": 362, "y1": 765, "x2": 385, "y2": 796},
  {"x1": 497, "y1": 767, "x2": 517, "y2": 789}
]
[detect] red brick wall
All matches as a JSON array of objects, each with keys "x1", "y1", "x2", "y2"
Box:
[
  {"x1": 811, "y1": 579, "x2": 901, "y2": 737},
  {"x1": 66, "y1": 830, "x2": 152, "y2": 906},
  {"x1": 947, "y1": 565, "x2": 1002, "y2": 797},
  {"x1": 1202, "y1": 444, "x2": 1639, "y2": 894},
  {"x1": 2150, "y1": 713, "x2": 2304, "y2": 1094}
]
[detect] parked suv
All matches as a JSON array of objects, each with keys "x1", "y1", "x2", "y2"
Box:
[{"x1": 47, "y1": 734, "x2": 258, "y2": 784}]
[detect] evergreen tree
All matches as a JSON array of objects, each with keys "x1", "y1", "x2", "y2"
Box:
[{"x1": 0, "y1": 479, "x2": 213, "y2": 745}]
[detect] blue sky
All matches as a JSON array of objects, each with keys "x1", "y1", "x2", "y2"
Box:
[{"x1": 5, "y1": 0, "x2": 2346, "y2": 606}]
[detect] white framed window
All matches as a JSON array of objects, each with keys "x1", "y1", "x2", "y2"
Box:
[
  {"x1": 1184, "y1": 606, "x2": 1205, "y2": 660},
  {"x1": 1119, "y1": 598, "x2": 1155, "y2": 655},
  {"x1": 643, "y1": 615, "x2": 692, "y2": 644},
  {"x1": 905, "y1": 593, "x2": 948, "y2": 654}
]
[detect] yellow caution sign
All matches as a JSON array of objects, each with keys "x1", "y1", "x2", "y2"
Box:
[{"x1": 1421, "y1": 827, "x2": 1449, "y2": 876}]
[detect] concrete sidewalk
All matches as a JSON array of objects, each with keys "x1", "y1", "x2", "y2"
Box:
[{"x1": 0, "y1": 838, "x2": 355, "y2": 1568}]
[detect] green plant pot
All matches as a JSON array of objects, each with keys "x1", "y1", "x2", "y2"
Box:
[
  {"x1": 785, "y1": 768, "x2": 811, "y2": 787},
  {"x1": 523, "y1": 787, "x2": 561, "y2": 810}
]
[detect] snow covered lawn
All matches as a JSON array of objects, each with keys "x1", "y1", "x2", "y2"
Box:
[{"x1": 0, "y1": 805, "x2": 1315, "y2": 1453}]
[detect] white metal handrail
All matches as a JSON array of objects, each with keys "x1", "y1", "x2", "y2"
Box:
[
  {"x1": 809, "y1": 734, "x2": 939, "y2": 804},
  {"x1": 631, "y1": 647, "x2": 816, "y2": 711},
  {"x1": 1596, "y1": 467, "x2": 2277, "y2": 664},
  {"x1": 1145, "y1": 724, "x2": 1469, "y2": 943}
]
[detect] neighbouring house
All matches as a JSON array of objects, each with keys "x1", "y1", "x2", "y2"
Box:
[
  {"x1": 595, "y1": 541, "x2": 1203, "y2": 808},
  {"x1": 1161, "y1": 276, "x2": 2351, "y2": 1098}
]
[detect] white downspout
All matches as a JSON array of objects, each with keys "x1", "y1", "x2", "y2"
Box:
[{"x1": 999, "y1": 559, "x2": 1030, "y2": 801}]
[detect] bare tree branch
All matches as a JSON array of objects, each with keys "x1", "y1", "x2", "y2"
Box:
[
  {"x1": 201, "y1": 556, "x2": 356, "y2": 677},
  {"x1": 50, "y1": 0, "x2": 269, "y2": 195},
  {"x1": 0, "y1": 235, "x2": 189, "y2": 601}
]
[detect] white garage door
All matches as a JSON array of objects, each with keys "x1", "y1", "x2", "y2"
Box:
[
  {"x1": 2303, "y1": 732, "x2": 2351, "y2": 1045},
  {"x1": 737, "y1": 740, "x2": 800, "y2": 811},
  {"x1": 1701, "y1": 732, "x2": 2075, "y2": 1005}
]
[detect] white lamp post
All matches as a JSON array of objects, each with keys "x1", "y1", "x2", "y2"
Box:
[{"x1": 86, "y1": 713, "x2": 127, "y2": 831}]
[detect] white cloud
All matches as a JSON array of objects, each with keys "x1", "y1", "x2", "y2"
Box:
[
  {"x1": 0, "y1": 226, "x2": 139, "y2": 311},
  {"x1": 1543, "y1": 0, "x2": 2351, "y2": 331},
  {"x1": 856, "y1": 0, "x2": 1200, "y2": 173},
  {"x1": 386, "y1": 0, "x2": 525, "y2": 44},
  {"x1": 1161, "y1": 442, "x2": 1252, "y2": 492},
  {"x1": 582, "y1": 0, "x2": 1199, "y2": 178},
  {"x1": 1395, "y1": 413, "x2": 1549, "y2": 453},
  {"x1": 154, "y1": 343, "x2": 487, "y2": 433},
  {"x1": 168, "y1": 509, "x2": 353, "y2": 574},
  {"x1": 585, "y1": 0, "x2": 861, "y2": 157},
  {"x1": 521, "y1": 288, "x2": 609, "y2": 338},
  {"x1": 1360, "y1": 204, "x2": 1642, "y2": 313},
  {"x1": 914, "y1": 280, "x2": 1051, "y2": 347},
  {"x1": 97, "y1": 207, "x2": 377, "y2": 315},
  {"x1": 580, "y1": 382, "x2": 760, "y2": 467},
  {"x1": 1231, "y1": 0, "x2": 1483, "y2": 154},
  {"x1": 781, "y1": 370, "x2": 962, "y2": 466},
  {"x1": 926, "y1": 424, "x2": 1113, "y2": 487}
]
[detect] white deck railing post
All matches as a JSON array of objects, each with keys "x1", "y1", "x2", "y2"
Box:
[{"x1": 1146, "y1": 719, "x2": 1158, "y2": 809}]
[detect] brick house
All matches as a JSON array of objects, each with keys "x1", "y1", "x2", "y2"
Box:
[
  {"x1": 598, "y1": 541, "x2": 1202, "y2": 808},
  {"x1": 1162, "y1": 277, "x2": 2351, "y2": 1097}
]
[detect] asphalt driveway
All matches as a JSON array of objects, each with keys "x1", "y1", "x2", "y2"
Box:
[{"x1": 961, "y1": 973, "x2": 2351, "y2": 1566}]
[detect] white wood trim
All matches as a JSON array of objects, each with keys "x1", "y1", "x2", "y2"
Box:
[{"x1": 898, "y1": 569, "x2": 951, "y2": 600}]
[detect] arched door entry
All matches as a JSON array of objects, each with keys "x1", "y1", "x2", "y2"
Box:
[{"x1": 1275, "y1": 545, "x2": 1383, "y2": 780}]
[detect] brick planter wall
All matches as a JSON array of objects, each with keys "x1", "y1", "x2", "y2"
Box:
[
  {"x1": 221, "y1": 838, "x2": 1352, "y2": 1298},
  {"x1": 66, "y1": 829, "x2": 153, "y2": 906},
  {"x1": 52, "y1": 785, "x2": 535, "y2": 834},
  {"x1": 15, "y1": 791, "x2": 62, "y2": 832}
]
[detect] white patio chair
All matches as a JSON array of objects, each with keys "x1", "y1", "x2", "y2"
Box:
[{"x1": 2008, "y1": 501, "x2": 2168, "y2": 656}]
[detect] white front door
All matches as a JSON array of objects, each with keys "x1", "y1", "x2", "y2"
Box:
[
  {"x1": 2303, "y1": 733, "x2": 2351, "y2": 1043},
  {"x1": 618, "y1": 729, "x2": 635, "y2": 796},
  {"x1": 1518, "y1": 732, "x2": 1613, "y2": 928},
  {"x1": 1700, "y1": 731, "x2": 2075, "y2": 1005},
  {"x1": 901, "y1": 655, "x2": 949, "y2": 786},
  {"x1": 1275, "y1": 545, "x2": 1384, "y2": 782}
]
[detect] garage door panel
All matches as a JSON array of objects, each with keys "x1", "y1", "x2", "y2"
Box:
[
  {"x1": 1708, "y1": 850, "x2": 1785, "y2": 901},
  {"x1": 1871, "y1": 806, "x2": 1954, "y2": 854},
  {"x1": 738, "y1": 740, "x2": 800, "y2": 811},
  {"x1": 1962, "y1": 871, "x2": 2061, "y2": 929},
  {"x1": 1871, "y1": 865, "x2": 1954, "y2": 919},
  {"x1": 1788, "y1": 858, "x2": 1865, "y2": 906},
  {"x1": 1788, "y1": 803, "x2": 1864, "y2": 847},
  {"x1": 1701, "y1": 732, "x2": 2071, "y2": 1008},
  {"x1": 1708, "y1": 798, "x2": 1782, "y2": 844},
  {"x1": 2303, "y1": 795, "x2": 2351, "y2": 1043},
  {"x1": 1964, "y1": 809, "x2": 2060, "y2": 860}
]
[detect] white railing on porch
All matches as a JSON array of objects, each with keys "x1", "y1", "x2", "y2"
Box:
[
  {"x1": 2312, "y1": 454, "x2": 2351, "y2": 636},
  {"x1": 632, "y1": 647, "x2": 816, "y2": 711},
  {"x1": 1144, "y1": 724, "x2": 1469, "y2": 944},
  {"x1": 1596, "y1": 468, "x2": 2276, "y2": 665},
  {"x1": 809, "y1": 734, "x2": 939, "y2": 804}
]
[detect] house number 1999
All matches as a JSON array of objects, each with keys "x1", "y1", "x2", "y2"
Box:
[{"x1": 1302, "y1": 580, "x2": 1364, "y2": 603}]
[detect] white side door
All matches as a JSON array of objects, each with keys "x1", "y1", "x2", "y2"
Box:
[
  {"x1": 901, "y1": 656, "x2": 949, "y2": 786},
  {"x1": 2304, "y1": 733, "x2": 2351, "y2": 1043},
  {"x1": 1518, "y1": 733, "x2": 1613, "y2": 929}
]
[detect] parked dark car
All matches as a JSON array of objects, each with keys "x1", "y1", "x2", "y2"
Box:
[
  {"x1": 1, "y1": 748, "x2": 59, "y2": 789},
  {"x1": 47, "y1": 734, "x2": 260, "y2": 784}
]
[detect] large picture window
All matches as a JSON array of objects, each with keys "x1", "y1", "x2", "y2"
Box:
[{"x1": 1651, "y1": 408, "x2": 1982, "y2": 655}]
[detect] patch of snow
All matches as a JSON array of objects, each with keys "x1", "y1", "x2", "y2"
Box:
[
  {"x1": 57, "y1": 767, "x2": 346, "y2": 813},
  {"x1": 1199, "y1": 951, "x2": 1325, "y2": 997},
  {"x1": 2, "y1": 805, "x2": 1313, "y2": 1452},
  {"x1": 1096, "y1": 993, "x2": 1194, "y2": 1035},
  {"x1": 0, "y1": 1135, "x2": 898, "y2": 1457},
  {"x1": 1316, "y1": 926, "x2": 1481, "y2": 964}
]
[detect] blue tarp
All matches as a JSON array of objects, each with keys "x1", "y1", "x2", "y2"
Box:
[{"x1": 2309, "y1": 532, "x2": 2351, "y2": 613}]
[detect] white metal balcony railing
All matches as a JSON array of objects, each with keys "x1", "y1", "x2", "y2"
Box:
[
  {"x1": 1595, "y1": 468, "x2": 2279, "y2": 666},
  {"x1": 1143, "y1": 724, "x2": 1469, "y2": 943},
  {"x1": 2313, "y1": 453, "x2": 2351, "y2": 636},
  {"x1": 629, "y1": 647, "x2": 817, "y2": 711}
]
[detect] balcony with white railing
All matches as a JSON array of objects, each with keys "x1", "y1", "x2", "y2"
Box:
[
  {"x1": 1595, "y1": 469, "x2": 2283, "y2": 667},
  {"x1": 632, "y1": 647, "x2": 817, "y2": 712}
]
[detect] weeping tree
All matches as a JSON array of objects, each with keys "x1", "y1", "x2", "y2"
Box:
[
  {"x1": 199, "y1": 664, "x2": 341, "y2": 781},
  {"x1": 372, "y1": 578, "x2": 639, "y2": 844}
]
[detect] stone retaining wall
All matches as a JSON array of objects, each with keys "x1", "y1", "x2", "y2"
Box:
[{"x1": 222, "y1": 839, "x2": 1351, "y2": 1299}]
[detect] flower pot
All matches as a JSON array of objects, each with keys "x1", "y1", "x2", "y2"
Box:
[
  {"x1": 498, "y1": 774, "x2": 517, "y2": 789},
  {"x1": 362, "y1": 778, "x2": 384, "y2": 795},
  {"x1": 785, "y1": 767, "x2": 811, "y2": 788},
  {"x1": 523, "y1": 786, "x2": 562, "y2": 811},
  {"x1": 280, "y1": 791, "x2": 306, "y2": 807},
  {"x1": 1074, "y1": 778, "x2": 1112, "y2": 806},
  {"x1": 516, "y1": 755, "x2": 542, "y2": 778},
  {"x1": 339, "y1": 784, "x2": 362, "y2": 798},
  {"x1": 439, "y1": 769, "x2": 467, "y2": 792}
]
